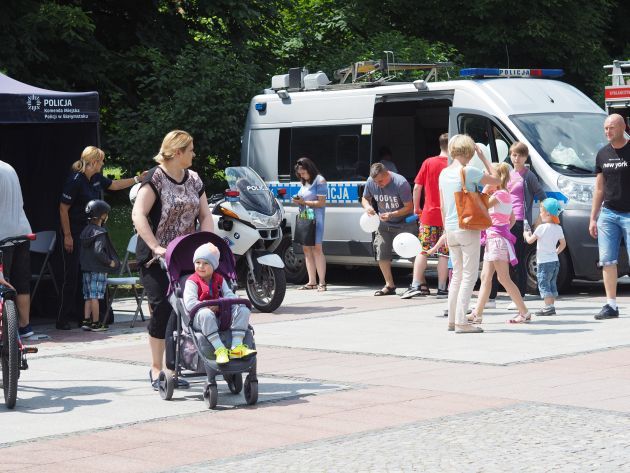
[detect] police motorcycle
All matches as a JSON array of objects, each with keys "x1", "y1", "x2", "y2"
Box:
[{"x1": 209, "y1": 166, "x2": 286, "y2": 313}]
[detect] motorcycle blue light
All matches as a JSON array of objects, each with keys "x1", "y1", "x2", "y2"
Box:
[{"x1": 255, "y1": 102, "x2": 267, "y2": 112}]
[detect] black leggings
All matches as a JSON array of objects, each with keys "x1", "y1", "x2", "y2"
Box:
[
  {"x1": 140, "y1": 262, "x2": 172, "y2": 339},
  {"x1": 489, "y1": 220, "x2": 527, "y2": 298}
]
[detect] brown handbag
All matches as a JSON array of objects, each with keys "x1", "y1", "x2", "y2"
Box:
[{"x1": 454, "y1": 167, "x2": 491, "y2": 230}]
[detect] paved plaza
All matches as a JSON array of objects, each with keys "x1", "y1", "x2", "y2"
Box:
[{"x1": 3, "y1": 277, "x2": 630, "y2": 472}]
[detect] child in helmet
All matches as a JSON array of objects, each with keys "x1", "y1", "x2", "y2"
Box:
[
  {"x1": 183, "y1": 243, "x2": 256, "y2": 364},
  {"x1": 523, "y1": 198, "x2": 566, "y2": 316},
  {"x1": 79, "y1": 199, "x2": 120, "y2": 331}
]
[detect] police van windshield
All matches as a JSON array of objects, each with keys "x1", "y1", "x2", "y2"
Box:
[
  {"x1": 225, "y1": 166, "x2": 278, "y2": 216},
  {"x1": 510, "y1": 112, "x2": 607, "y2": 175}
]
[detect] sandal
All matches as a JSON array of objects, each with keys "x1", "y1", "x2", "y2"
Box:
[
  {"x1": 297, "y1": 284, "x2": 317, "y2": 290},
  {"x1": 419, "y1": 283, "x2": 430, "y2": 296},
  {"x1": 317, "y1": 284, "x2": 327, "y2": 292},
  {"x1": 374, "y1": 286, "x2": 397, "y2": 296},
  {"x1": 508, "y1": 312, "x2": 532, "y2": 324},
  {"x1": 467, "y1": 311, "x2": 483, "y2": 324}
]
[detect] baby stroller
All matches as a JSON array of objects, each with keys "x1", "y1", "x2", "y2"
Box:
[{"x1": 157, "y1": 231, "x2": 258, "y2": 408}]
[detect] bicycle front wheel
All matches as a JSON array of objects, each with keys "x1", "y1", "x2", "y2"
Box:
[{"x1": 2, "y1": 299, "x2": 19, "y2": 409}]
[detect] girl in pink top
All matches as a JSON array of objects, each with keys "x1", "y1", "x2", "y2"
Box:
[{"x1": 470, "y1": 163, "x2": 531, "y2": 324}]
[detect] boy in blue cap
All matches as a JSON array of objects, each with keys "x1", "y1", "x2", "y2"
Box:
[{"x1": 523, "y1": 198, "x2": 566, "y2": 316}]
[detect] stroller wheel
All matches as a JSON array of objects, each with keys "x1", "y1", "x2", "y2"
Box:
[
  {"x1": 226, "y1": 373, "x2": 243, "y2": 394},
  {"x1": 158, "y1": 371, "x2": 174, "y2": 400},
  {"x1": 203, "y1": 384, "x2": 218, "y2": 409},
  {"x1": 244, "y1": 375, "x2": 258, "y2": 405}
]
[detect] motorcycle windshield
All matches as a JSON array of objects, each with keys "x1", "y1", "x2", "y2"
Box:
[{"x1": 225, "y1": 167, "x2": 279, "y2": 216}]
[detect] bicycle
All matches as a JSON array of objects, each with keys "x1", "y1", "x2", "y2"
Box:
[{"x1": 0, "y1": 234, "x2": 39, "y2": 409}]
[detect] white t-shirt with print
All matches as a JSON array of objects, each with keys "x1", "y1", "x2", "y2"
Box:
[{"x1": 533, "y1": 223, "x2": 564, "y2": 264}]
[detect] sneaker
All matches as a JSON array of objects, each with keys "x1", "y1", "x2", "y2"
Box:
[
  {"x1": 215, "y1": 347, "x2": 230, "y2": 364},
  {"x1": 230, "y1": 344, "x2": 257, "y2": 359},
  {"x1": 507, "y1": 301, "x2": 518, "y2": 310},
  {"x1": 534, "y1": 306, "x2": 556, "y2": 317},
  {"x1": 595, "y1": 304, "x2": 619, "y2": 320},
  {"x1": 436, "y1": 288, "x2": 448, "y2": 299},
  {"x1": 400, "y1": 286, "x2": 423, "y2": 299},
  {"x1": 18, "y1": 324, "x2": 34, "y2": 338},
  {"x1": 80, "y1": 319, "x2": 92, "y2": 331},
  {"x1": 485, "y1": 299, "x2": 497, "y2": 309},
  {"x1": 90, "y1": 322, "x2": 108, "y2": 332}
]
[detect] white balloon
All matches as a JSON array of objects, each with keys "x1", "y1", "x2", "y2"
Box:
[
  {"x1": 496, "y1": 140, "x2": 509, "y2": 161},
  {"x1": 393, "y1": 232, "x2": 422, "y2": 259},
  {"x1": 359, "y1": 212, "x2": 380, "y2": 233}
]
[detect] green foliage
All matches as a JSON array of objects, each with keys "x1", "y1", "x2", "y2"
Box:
[{"x1": 107, "y1": 42, "x2": 259, "y2": 192}]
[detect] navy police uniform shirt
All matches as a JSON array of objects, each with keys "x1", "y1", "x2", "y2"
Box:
[{"x1": 61, "y1": 172, "x2": 113, "y2": 233}]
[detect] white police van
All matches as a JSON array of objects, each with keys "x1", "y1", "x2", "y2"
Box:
[{"x1": 241, "y1": 65, "x2": 625, "y2": 291}]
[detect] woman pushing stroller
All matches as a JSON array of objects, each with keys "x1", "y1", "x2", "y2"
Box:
[{"x1": 184, "y1": 242, "x2": 256, "y2": 364}]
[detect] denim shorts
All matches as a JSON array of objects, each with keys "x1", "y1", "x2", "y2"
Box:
[
  {"x1": 597, "y1": 207, "x2": 630, "y2": 267},
  {"x1": 537, "y1": 261, "x2": 559, "y2": 298},
  {"x1": 82, "y1": 272, "x2": 107, "y2": 300}
]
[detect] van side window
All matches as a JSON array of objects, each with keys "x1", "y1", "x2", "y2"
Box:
[
  {"x1": 458, "y1": 115, "x2": 512, "y2": 164},
  {"x1": 279, "y1": 125, "x2": 371, "y2": 181}
]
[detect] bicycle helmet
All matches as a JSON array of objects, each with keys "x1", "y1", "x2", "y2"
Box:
[{"x1": 85, "y1": 199, "x2": 111, "y2": 220}]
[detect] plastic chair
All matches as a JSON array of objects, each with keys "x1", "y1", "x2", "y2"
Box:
[
  {"x1": 30, "y1": 230, "x2": 59, "y2": 302},
  {"x1": 106, "y1": 234, "x2": 145, "y2": 327}
]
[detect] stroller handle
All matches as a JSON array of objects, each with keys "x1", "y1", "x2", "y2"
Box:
[{"x1": 188, "y1": 298, "x2": 253, "y2": 321}]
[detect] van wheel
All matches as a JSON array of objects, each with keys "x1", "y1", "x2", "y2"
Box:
[
  {"x1": 276, "y1": 235, "x2": 307, "y2": 284},
  {"x1": 525, "y1": 247, "x2": 573, "y2": 295}
]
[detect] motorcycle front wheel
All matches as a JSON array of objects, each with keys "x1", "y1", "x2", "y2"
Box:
[{"x1": 245, "y1": 265, "x2": 286, "y2": 313}]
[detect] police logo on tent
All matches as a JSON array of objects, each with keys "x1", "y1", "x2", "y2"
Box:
[{"x1": 26, "y1": 94, "x2": 41, "y2": 111}]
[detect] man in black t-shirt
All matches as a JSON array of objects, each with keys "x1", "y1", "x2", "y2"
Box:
[{"x1": 589, "y1": 113, "x2": 630, "y2": 320}]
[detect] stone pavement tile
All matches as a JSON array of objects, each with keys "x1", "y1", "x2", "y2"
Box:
[
  {"x1": 18, "y1": 453, "x2": 162, "y2": 473},
  {"x1": 1, "y1": 444, "x2": 94, "y2": 471}
]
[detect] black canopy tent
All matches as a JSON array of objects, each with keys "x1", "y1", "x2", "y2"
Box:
[
  {"x1": 0, "y1": 73, "x2": 100, "y2": 319},
  {"x1": 0, "y1": 72, "x2": 99, "y2": 232}
]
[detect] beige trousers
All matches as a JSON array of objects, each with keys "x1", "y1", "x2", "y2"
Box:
[{"x1": 446, "y1": 230, "x2": 481, "y2": 326}]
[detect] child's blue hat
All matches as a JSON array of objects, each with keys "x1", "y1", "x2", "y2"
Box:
[{"x1": 542, "y1": 198, "x2": 561, "y2": 216}]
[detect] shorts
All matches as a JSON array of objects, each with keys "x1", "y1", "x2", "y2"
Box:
[
  {"x1": 82, "y1": 272, "x2": 107, "y2": 300},
  {"x1": 483, "y1": 238, "x2": 509, "y2": 262},
  {"x1": 374, "y1": 222, "x2": 419, "y2": 261},
  {"x1": 537, "y1": 260, "x2": 559, "y2": 298},
  {"x1": 1, "y1": 241, "x2": 31, "y2": 295},
  {"x1": 597, "y1": 207, "x2": 630, "y2": 267},
  {"x1": 419, "y1": 224, "x2": 449, "y2": 257}
]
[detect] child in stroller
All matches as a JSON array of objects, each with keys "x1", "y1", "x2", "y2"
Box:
[
  {"x1": 158, "y1": 231, "x2": 258, "y2": 408},
  {"x1": 184, "y1": 242, "x2": 256, "y2": 364}
]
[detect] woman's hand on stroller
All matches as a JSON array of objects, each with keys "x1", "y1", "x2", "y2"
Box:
[{"x1": 210, "y1": 305, "x2": 219, "y2": 314}]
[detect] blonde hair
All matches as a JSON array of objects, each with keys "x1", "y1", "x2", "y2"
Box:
[
  {"x1": 494, "y1": 162, "x2": 512, "y2": 190},
  {"x1": 154, "y1": 130, "x2": 193, "y2": 163},
  {"x1": 72, "y1": 146, "x2": 105, "y2": 173},
  {"x1": 448, "y1": 134, "x2": 475, "y2": 161}
]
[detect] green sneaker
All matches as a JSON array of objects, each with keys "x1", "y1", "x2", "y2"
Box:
[
  {"x1": 81, "y1": 319, "x2": 92, "y2": 331},
  {"x1": 90, "y1": 322, "x2": 108, "y2": 332},
  {"x1": 214, "y1": 347, "x2": 230, "y2": 364},
  {"x1": 229, "y1": 344, "x2": 257, "y2": 359}
]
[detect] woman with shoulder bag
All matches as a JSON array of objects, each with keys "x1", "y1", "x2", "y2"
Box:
[
  {"x1": 438, "y1": 135, "x2": 500, "y2": 334},
  {"x1": 292, "y1": 157, "x2": 328, "y2": 292},
  {"x1": 132, "y1": 130, "x2": 214, "y2": 390}
]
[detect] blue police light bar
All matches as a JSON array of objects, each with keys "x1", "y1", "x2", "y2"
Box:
[
  {"x1": 460, "y1": 68, "x2": 564, "y2": 78},
  {"x1": 255, "y1": 102, "x2": 267, "y2": 112}
]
